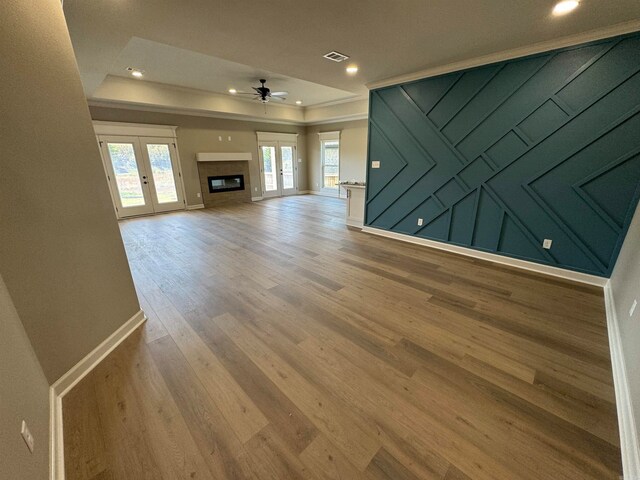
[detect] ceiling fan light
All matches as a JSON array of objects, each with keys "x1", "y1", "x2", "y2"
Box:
[{"x1": 553, "y1": 0, "x2": 579, "y2": 15}]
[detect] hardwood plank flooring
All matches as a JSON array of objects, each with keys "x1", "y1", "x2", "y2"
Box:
[{"x1": 63, "y1": 195, "x2": 622, "y2": 479}]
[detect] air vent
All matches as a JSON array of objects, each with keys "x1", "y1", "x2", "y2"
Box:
[{"x1": 323, "y1": 51, "x2": 350, "y2": 63}]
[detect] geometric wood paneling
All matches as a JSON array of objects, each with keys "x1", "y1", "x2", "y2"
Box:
[{"x1": 366, "y1": 32, "x2": 640, "y2": 276}]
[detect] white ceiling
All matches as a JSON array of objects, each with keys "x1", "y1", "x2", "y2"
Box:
[
  {"x1": 63, "y1": 0, "x2": 640, "y2": 115},
  {"x1": 109, "y1": 37, "x2": 357, "y2": 106}
]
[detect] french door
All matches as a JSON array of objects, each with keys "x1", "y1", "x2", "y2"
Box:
[
  {"x1": 259, "y1": 141, "x2": 298, "y2": 198},
  {"x1": 99, "y1": 135, "x2": 185, "y2": 218}
]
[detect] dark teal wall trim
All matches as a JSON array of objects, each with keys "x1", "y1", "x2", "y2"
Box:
[{"x1": 365, "y1": 32, "x2": 640, "y2": 277}]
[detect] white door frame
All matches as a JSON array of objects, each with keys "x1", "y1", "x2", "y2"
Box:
[
  {"x1": 94, "y1": 122, "x2": 187, "y2": 219},
  {"x1": 279, "y1": 141, "x2": 298, "y2": 196},
  {"x1": 138, "y1": 136, "x2": 186, "y2": 213},
  {"x1": 318, "y1": 130, "x2": 341, "y2": 196},
  {"x1": 99, "y1": 135, "x2": 155, "y2": 218},
  {"x1": 256, "y1": 132, "x2": 299, "y2": 198},
  {"x1": 258, "y1": 141, "x2": 280, "y2": 198}
]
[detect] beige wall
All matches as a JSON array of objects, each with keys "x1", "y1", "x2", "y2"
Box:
[
  {"x1": 610, "y1": 201, "x2": 640, "y2": 439},
  {"x1": 89, "y1": 107, "x2": 308, "y2": 205},
  {"x1": 0, "y1": 0, "x2": 140, "y2": 383},
  {"x1": 0, "y1": 275, "x2": 50, "y2": 480},
  {"x1": 306, "y1": 120, "x2": 368, "y2": 194}
]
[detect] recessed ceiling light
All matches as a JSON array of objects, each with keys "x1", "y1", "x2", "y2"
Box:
[
  {"x1": 295, "y1": 100, "x2": 303, "y2": 105},
  {"x1": 228, "y1": 88, "x2": 237, "y2": 94},
  {"x1": 346, "y1": 65, "x2": 358, "y2": 75},
  {"x1": 553, "y1": 0, "x2": 579, "y2": 16}
]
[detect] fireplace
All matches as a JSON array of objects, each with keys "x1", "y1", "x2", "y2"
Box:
[
  {"x1": 197, "y1": 156, "x2": 251, "y2": 207},
  {"x1": 208, "y1": 174, "x2": 245, "y2": 193}
]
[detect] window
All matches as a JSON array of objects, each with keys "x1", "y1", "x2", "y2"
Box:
[{"x1": 319, "y1": 131, "x2": 340, "y2": 190}]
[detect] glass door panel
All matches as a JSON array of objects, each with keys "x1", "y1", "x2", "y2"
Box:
[
  {"x1": 108, "y1": 143, "x2": 146, "y2": 206},
  {"x1": 147, "y1": 144, "x2": 178, "y2": 203},
  {"x1": 139, "y1": 138, "x2": 185, "y2": 213},
  {"x1": 280, "y1": 143, "x2": 297, "y2": 195},
  {"x1": 260, "y1": 144, "x2": 280, "y2": 197},
  {"x1": 101, "y1": 136, "x2": 153, "y2": 217},
  {"x1": 322, "y1": 140, "x2": 340, "y2": 190}
]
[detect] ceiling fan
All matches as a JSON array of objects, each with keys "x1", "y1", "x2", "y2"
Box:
[{"x1": 234, "y1": 79, "x2": 288, "y2": 103}]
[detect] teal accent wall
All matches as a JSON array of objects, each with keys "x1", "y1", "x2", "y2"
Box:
[{"x1": 365, "y1": 33, "x2": 640, "y2": 277}]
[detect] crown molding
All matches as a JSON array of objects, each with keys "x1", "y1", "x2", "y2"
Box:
[
  {"x1": 88, "y1": 98, "x2": 369, "y2": 126},
  {"x1": 256, "y1": 131, "x2": 299, "y2": 142},
  {"x1": 92, "y1": 120, "x2": 178, "y2": 137},
  {"x1": 87, "y1": 99, "x2": 305, "y2": 125}
]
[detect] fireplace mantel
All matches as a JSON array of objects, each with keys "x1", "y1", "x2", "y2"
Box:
[{"x1": 196, "y1": 152, "x2": 252, "y2": 162}]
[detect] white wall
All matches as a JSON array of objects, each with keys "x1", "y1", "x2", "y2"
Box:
[
  {"x1": 610, "y1": 201, "x2": 640, "y2": 452},
  {"x1": 0, "y1": 0, "x2": 140, "y2": 383},
  {"x1": 0, "y1": 274, "x2": 50, "y2": 479}
]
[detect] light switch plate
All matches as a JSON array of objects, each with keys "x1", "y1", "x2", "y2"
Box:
[
  {"x1": 417, "y1": 218, "x2": 424, "y2": 226},
  {"x1": 371, "y1": 161, "x2": 381, "y2": 169},
  {"x1": 21, "y1": 420, "x2": 34, "y2": 453},
  {"x1": 543, "y1": 239, "x2": 552, "y2": 249}
]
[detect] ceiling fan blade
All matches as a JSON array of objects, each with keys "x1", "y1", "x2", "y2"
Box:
[
  {"x1": 235, "y1": 92, "x2": 257, "y2": 95},
  {"x1": 252, "y1": 87, "x2": 262, "y2": 92},
  {"x1": 270, "y1": 91, "x2": 288, "y2": 96},
  {"x1": 269, "y1": 96, "x2": 286, "y2": 101}
]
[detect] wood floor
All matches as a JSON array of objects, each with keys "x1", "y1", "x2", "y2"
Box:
[{"x1": 63, "y1": 195, "x2": 622, "y2": 480}]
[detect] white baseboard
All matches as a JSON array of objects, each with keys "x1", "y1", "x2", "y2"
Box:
[
  {"x1": 251, "y1": 196, "x2": 263, "y2": 202},
  {"x1": 186, "y1": 203, "x2": 205, "y2": 210},
  {"x1": 604, "y1": 283, "x2": 640, "y2": 480},
  {"x1": 361, "y1": 226, "x2": 607, "y2": 287},
  {"x1": 49, "y1": 310, "x2": 147, "y2": 480}
]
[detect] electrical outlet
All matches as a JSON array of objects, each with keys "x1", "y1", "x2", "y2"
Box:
[
  {"x1": 21, "y1": 420, "x2": 34, "y2": 453},
  {"x1": 196, "y1": 192, "x2": 201, "y2": 198},
  {"x1": 371, "y1": 161, "x2": 381, "y2": 169},
  {"x1": 543, "y1": 239, "x2": 552, "y2": 249},
  {"x1": 298, "y1": 158, "x2": 302, "y2": 163},
  {"x1": 254, "y1": 187, "x2": 258, "y2": 192},
  {"x1": 630, "y1": 299, "x2": 638, "y2": 317},
  {"x1": 218, "y1": 136, "x2": 222, "y2": 141},
  {"x1": 417, "y1": 218, "x2": 424, "y2": 226},
  {"x1": 227, "y1": 136, "x2": 231, "y2": 141}
]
